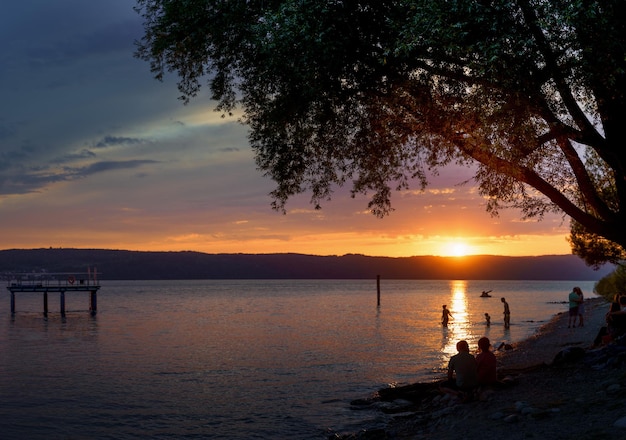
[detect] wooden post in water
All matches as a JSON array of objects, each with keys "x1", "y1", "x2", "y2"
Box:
[
  {"x1": 43, "y1": 291, "x2": 48, "y2": 317},
  {"x1": 60, "y1": 290, "x2": 66, "y2": 317},
  {"x1": 377, "y1": 275, "x2": 381, "y2": 307},
  {"x1": 89, "y1": 290, "x2": 97, "y2": 316},
  {"x1": 10, "y1": 292, "x2": 15, "y2": 315}
]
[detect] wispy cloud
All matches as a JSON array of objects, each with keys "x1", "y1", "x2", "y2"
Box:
[
  {"x1": 51, "y1": 149, "x2": 97, "y2": 164},
  {"x1": 70, "y1": 159, "x2": 159, "y2": 177},
  {"x1": 93, "y1": 136, "x2": 147, "y2": 149},
  {"x1": 0, "y1": 160, "x2": 159, "y2": 195}
]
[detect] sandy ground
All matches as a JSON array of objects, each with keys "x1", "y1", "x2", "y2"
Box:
[{"x1": 342, "y1": 296, "x2": 626, "y2": 439}]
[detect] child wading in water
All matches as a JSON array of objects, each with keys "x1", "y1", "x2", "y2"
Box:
[{"x1": 442, "y1": 305, "x2": 453, "y2": 327}]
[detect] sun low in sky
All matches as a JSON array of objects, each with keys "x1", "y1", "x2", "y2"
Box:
[
  {"x1": 444, "y1": 241, "x2": 471, "y2": 257},
  {"x1": 0, "y1": 2, "x2": 574, "y2": 258}
]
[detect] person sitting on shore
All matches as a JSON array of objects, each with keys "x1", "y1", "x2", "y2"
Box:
[
  {"x1": 593, "y1": 300, "x2": 621, "y2": 347},
  {"x1": 475, "y1": 337, "x2": 497, "y2": 387},
  {"x1": 441, "y1": 340, "x2": 478, "y2": 400},
  {"x1": 608, "y1": 295, "x2": 626, "y2": 340}
]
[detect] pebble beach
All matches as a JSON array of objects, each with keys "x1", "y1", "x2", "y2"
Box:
[{"x1": 342, "y1": 296, "x2": 626, "y2": 439}]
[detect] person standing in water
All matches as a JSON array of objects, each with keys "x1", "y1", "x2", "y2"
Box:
[
  {"x1": 501, "y1": 297, "x2": 510, "y2": 329},
  {"x1": 441, "y1": 305, "x2": 453, "y2": 327}
]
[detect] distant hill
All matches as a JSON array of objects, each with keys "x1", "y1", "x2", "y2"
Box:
[{"x1": 0, "y1": 248, "x2": 615, "y2": 281}]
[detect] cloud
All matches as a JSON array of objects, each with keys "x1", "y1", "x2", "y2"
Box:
[
  {"x1": 50, "y1": 149, "x2": 97, "y2": 164},
  {"x1": 70, "y1": 159, "x2": 160, "y2": 177},
  {"x1": 0, "y1": 159, "x2": 159, "y2": 196},
  {"x1": 218, "y1": 147, "x2": 241, "y2": 153},
  {"x1": 0, "y1": 169, "x2": 68, "y2": 195},
  {"x1": 93, "y1": 135, "x2": 147, "y2": 149}
]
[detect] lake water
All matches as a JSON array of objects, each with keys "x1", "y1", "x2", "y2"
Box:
[{"x1": 0, "y1": 279, "x2": 598, "y2": 439}]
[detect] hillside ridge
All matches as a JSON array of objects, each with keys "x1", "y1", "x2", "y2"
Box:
[{"x1": 0, "y1": 248, "x2": 613, "y2": 280}]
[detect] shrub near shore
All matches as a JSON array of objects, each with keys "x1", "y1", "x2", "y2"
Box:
[{"x1": 596, "y1": 264, "x2": 626, "y2": 300}]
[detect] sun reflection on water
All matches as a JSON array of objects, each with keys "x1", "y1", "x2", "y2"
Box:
[{"x1": 440, "y1": 280, "x2": 472, "y2": 364}]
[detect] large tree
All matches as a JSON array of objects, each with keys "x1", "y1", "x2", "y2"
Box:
[{"x1": 134, "y1": 0, "x2": 626, "y2": 265}]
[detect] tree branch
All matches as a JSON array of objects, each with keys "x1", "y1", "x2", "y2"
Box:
[
  {"x1": 516, "y1": 0, "x2": 605, "y2": 147},
  {"x1": 457, "y1": 137, "x2": 608, "y2": 236}
]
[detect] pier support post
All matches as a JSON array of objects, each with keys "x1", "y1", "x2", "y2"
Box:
[
  {"x1": 377, "y1": 275, "x2": 381, "y2": 307},
  {"x1": 60, "y1": 290, "x2": 66, "y2": 317},
  {"x1": 10, "y1": 292, "x2": 15, "y2": 315},
  {"x1": 89, "y1": 290, "x2": 97, "y2": 316},
  {"x1": 43, "y1": 291, "x2": 49, "y2": 317}
]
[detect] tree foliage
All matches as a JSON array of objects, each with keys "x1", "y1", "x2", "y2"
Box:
[
  {"x1": 595, "y1": 263, "x2": 626, "y2": 301},
  {"x1": 134, "y1": 0, "x2": 626, "y2": 264}
]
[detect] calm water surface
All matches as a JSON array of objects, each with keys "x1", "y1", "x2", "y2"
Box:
[{"x1": 0, "y1": 279, "x2": 598, "y2": 439}]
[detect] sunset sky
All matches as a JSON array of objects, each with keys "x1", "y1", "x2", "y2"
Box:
[{"x1": 0, "y1": 1, "x2": 574, "y2": 258}]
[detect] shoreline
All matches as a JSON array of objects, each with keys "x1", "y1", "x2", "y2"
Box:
[
  {"x1": 341, "y1": 296, "x2": 626, "y2": 439},
  {"x1": 496, "y1": 296, "x2": 607, "y2": 369}
]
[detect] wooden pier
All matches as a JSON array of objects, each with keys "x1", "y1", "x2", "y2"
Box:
[{"x1": 6, "y1": 270, "x2": 101, "y2": 317}]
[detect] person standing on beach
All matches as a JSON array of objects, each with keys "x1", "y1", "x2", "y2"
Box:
[
  {"x1": 575, "y1": 287, "x2": 585, "y2": 327},
  {"x1": 501, "y1": 297, "x2": 510, "y2": 329},
  {"x1": 441, "y1": 305, "x2": 453, "y2": 327},
  {"x1": 568, "y1": 287, "x2": 581, "y2": 328}
]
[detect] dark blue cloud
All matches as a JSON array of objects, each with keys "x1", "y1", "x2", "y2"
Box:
[
  {"x1": 73, "y1": 159, "x2": 159, "y2": 176},
  {"x1": 94, "y1": 136, "x2": 147, "y2": 148},
  {"x1": 0, "y1": 143, "x2": 41, "y2": 171},
  {"x1": 0, "y1": 170, "x2": 68, "y2": 195},
  {"x1": 50, "y1": 149, "x2": 97, "y2": 164},
  {"x1": 0, "y1": 159, "x2": 159, "y2": 195}
]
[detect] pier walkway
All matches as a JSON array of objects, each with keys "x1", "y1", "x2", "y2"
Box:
[{"x1": 5, "y1": 271, "x2": 100, "y2": 317}]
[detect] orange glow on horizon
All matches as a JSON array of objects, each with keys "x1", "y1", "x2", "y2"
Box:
[{"x1": 0, "y1": 229, "x2": 572, "y2": 257}]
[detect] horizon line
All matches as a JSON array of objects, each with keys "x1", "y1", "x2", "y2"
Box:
[{"x1": 0, "y1": 247, "x2": 577, "y2": 259}]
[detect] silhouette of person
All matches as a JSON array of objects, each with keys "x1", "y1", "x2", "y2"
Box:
[
  {"x1": 441, "y1": 305, "x2": 453, "y2": 327},
  {"x1": 484, "y1": 313, "x2": 491, "y2": 327},
  {"x1": 443, "y1": 340, "x2": 478, "y2": 398},
  {"x1": 476, "y1": 337, "x2": 497, "y2": 386},
  {"x1": 501, "y1": 297, "x2": 510, "y2": 328},
  {"x1": 568, "y1": 287, "x2": 582, "y2": 328},
  {"x1": 575, "y1": 287, "x2": 585, "y2": 327}
]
